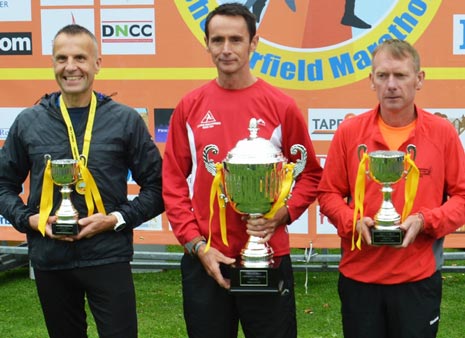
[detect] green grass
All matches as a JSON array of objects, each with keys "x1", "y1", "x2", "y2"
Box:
[{"x1": 1, "y1": 261, "x2": 465, "y2": 337}]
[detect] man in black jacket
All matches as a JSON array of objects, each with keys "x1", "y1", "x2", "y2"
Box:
[{"x1": 0, "y1": 24, "x2": 164, "y2": 338}]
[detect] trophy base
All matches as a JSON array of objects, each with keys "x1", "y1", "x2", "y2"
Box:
[
  {"x1": 371, "y1": 226, "x2": 403, "y2": 245},
  {"x1": 52, "y1": 222, "x2": 79, "y2": 236},
  {"x1": 228, "y1": 256, "x2": 283, "y2": 294}
]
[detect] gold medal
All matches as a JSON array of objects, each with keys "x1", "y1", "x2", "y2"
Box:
[{"x1": 76, "y1": 178, "x2": 86, "y2": 195}]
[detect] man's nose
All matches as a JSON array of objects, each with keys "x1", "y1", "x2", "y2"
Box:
[{"x1": 64, "y1": 58, "x2": 78, "y2": 70}]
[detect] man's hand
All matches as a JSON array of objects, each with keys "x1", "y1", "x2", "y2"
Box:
[
  {"x1": 29, "y1": 213, "x2": 119, "y2": 241},
  {"x1": 28, "y1": 213, "x2": 74, "y2": 241},
  {"x1": 197, "y1": 245, "x2": 236, "y2": 289},
  {"x1": 398, "y1": 213, "x2": 424, "y2": 247},
  {"x1": 245, "y1": 205, "x2": 290, "y2": 243},
  {"x1": 75, "y1": 213, "x2": 116, "y2": 240},
  {"x1": 356, "y1": 216, "x2": 375, "y2": 246}
]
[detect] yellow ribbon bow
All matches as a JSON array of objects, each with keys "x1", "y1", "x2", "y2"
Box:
[
  {"x1": 38, "y1": 159, "x2": 53, "y2": 236},
  {"x1": 79, "y1": 158, "x2": 106, "y2": 216},
  {"x1": 264, "y1": 163, "x2": 295, "y2": 219},
  {"x1": 402, "y1": 154, "x2": 420, "y2": 222},
  {"x1": 206, "y1": 162, "x2": 228, "y2": 251},
  {"x1": 352, "y1": 152, "x2": 368, "y2": 250}
]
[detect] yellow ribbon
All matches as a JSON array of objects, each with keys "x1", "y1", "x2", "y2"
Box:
[
  {"x1": 38, "y1": 159, "x2": 53, "y2": 236},
  {"x1": 402, "y1": 154, "x2": 419, "y2": 222},
  {"x1": 59, "y1": 92, "x2": 106, "y2": 216},
  {"x1": 264, "y1": 163, "x2": 295, "y2": 219},
  {"x1": 352, "y1": 152, "x2": 368, "y2": 250},
  {"x1": 79, "y1": 161, "x2": 106, "y2": 216},
  {"x1": 206, "y1": 163, "x2": 228, "y2": 251}
]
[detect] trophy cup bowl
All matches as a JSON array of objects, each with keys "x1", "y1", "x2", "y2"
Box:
[
  {"x1": 203, "y1": 118, "x2": 307, "y2": 293},
  {"x1": 358, "y1": 145, "x2": 416, "y2": 245},
  {"x1": 45, "y1": 155, "x2": 80, "y2": 235}
]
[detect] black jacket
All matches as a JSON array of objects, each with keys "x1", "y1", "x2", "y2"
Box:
[{"x1": 0, "y1": 91, "x2": 164, "y2": 270}]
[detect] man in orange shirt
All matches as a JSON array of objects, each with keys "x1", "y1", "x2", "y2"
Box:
[{"x1": 318, "y1": 39, "x2": 465, "y2": 337}]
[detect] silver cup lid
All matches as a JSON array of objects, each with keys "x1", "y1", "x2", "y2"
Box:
[{"x1": 225, "y1": 118, "x2": 286, "y2": 164}]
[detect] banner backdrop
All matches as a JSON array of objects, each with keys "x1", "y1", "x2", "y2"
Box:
[{"x1": 1, "y1": 0, "x2": 464, "y2": 248}]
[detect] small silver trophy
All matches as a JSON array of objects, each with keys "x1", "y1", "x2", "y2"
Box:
[
  {"x1": 44, "y1": 155, "x2": 80, "y2": 235},
  {"x1": 358, "y1": 144, "x2": 417, "y2": 245},
  {"x1": 203, "y1": 118, "x2": 306, "y2": 293}
]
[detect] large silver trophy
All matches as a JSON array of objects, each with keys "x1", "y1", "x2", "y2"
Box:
[
  {"x1": 203, "y1": 118, "x2": 306, "y2": 293},
  {"x1": 44, "y1": 155, "x2": 80, "y2": 235},
  {"x1": 358, "y1": 144, "x2": 417, "y2": 245}
]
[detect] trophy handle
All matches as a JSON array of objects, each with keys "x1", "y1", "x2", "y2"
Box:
[
  {"x1": 406, "y1": 144, "x2": 416, "y2": 160},
  {"x1": 357, "y1": 144, "x2": 369, "y2": 176},
  {"x1": 404, "y1": 144, "x2": 417, "y2": 176},
  {"x1": 290, "y1": 144, "x2": 307, "y2": 178},
  {"x1": 203, "y1": 144, "x2": 219, "y2": 177},
  {"x1": 357, "y1": 144, "x2": 368, "y2": 160},
  {"x1": 79, "y1": 154, "x2": 87, "y2": 166}
]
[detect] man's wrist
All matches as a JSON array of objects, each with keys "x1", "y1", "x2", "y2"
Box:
[
  {"x1": 110, "y1": 211, "x2": 127, "y2": 232},
  {"x1": 185, "y1": 236, "x2": 206, "y2": 255},
  {"x1": 193, "y1": 239, "x2": 207, "y2": 256},
  {"x1": 416, "y1": 212, "x2": 425, "y2": 231}
]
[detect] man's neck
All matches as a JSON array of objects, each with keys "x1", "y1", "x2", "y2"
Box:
[
  {"x1": 61, "y1": 92, "x2": 92, "y2": 108},
  {"x1": 379, "y1": 108, "x2": 417, "y2": 127},
  {"x1": 216, "y1": 73, "x2": 257, "y2": 90}
]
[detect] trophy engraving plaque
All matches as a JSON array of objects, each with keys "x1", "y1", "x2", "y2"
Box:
[{"x1": 204, "y1": 118, "x2": 306, "y2": 293}]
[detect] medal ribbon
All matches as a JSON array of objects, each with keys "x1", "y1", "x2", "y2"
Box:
[
  {"x1": 402, "y1": 154, "x2": 419, "y2": 222},
  {"x1": 352, "y1": 152, "x2": 368, "y2": 250},
  {"x1": 59, "y1": 92, "x2": 106, "y2": 216},
  {"x1": 38, "y1": 159, "x2": 53, "y2": 236}
]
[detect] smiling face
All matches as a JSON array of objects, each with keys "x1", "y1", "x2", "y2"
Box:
[
  {"x1": 52, "y1": 32, "x2": 101, "y2": 107},
  {"x1": 370, "y1": 49, "x2": 424, "y2": 124},
  {"x1": 205, "y1": 14, "x2": 258, "y2": 87}
]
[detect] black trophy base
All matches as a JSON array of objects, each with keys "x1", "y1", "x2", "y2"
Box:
[
  {"x1": 371, "y1": 227, "x2": 404, "y2": 245},
  {"x1": 52, "y1": 223, "x2": 79, "y2": 236},
  {"x1": 229, "y1": 256, "x2": 283, "y2": 294}
]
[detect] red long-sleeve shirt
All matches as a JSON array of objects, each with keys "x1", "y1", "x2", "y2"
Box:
[
  {"x1": 163, "y1": 79, "x2": 322, "y2": 258},
  {"x1": 318, "y1": 106, "x2": 465, "y2": 284}
]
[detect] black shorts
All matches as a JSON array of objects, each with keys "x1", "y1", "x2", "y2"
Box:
[
  {"x1": 34, "y1": 262, "x2": 137, "y2": 338},
  {"x1": 338, "y1": 270, "x2": 442, "y2": 338},
  {"x1": 181, "y1": 253, "x2": 297, "y2": 338}
]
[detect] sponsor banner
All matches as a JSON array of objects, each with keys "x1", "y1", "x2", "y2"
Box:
[
  {"x1": 0, "y1": 0, "x2": 31, "y2": 22},
  {"x1": 308, "y1": 108, "x2": 367, "y2": 141},
  {"x1": 175, "y1": 0, "x2": 442, "y2": 90},
  {"x1": 41, "y1": 0, "x2": 94, "y2": 5},
  {"x1": 0, "y1": 32, "x2": 32, "y2": 55},
  {"x1": 0, "y1": 108, "x2": 24, "y2": 140},
  {"x1": 101, "y1": 8, "x2": 155, "y2": 55},
  {"x1": 1, "y1": 1, "x2": 464, "y2": 248},
  {"x1": 101, "y1": 0, "x2": 154, "y2": 5},
  {"x1": 41, "y1": 9, "x2": 95, "y2": 55}
]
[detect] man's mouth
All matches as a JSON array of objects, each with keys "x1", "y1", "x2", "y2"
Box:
[{"x1": 64, "y1": 76, "x2": 82, "y2": 81}]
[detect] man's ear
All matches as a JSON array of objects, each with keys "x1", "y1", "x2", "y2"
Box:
[
  {"x1": 249, "y1": 34, "x2": 259, "y2": 53},
  {"x1": 416, "y1": 71, "x2": 425, "y2": 90},
  {"x1": 204, "y1": 37, "x2": 209, "y2": 52},
  {"x1": 369, "y1": 73, "x2": 375, "y2": 91}
]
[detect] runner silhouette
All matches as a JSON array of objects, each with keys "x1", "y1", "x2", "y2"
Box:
[
  {"x1": 341, "y1": 0, "x2": 371, "y2": 28},
  {"x1": 245, "y1": 0, "x2": 370, "y2": 28},
  {"x1": 244, "y1": 0, "x2": 296, "y2": 23}
]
